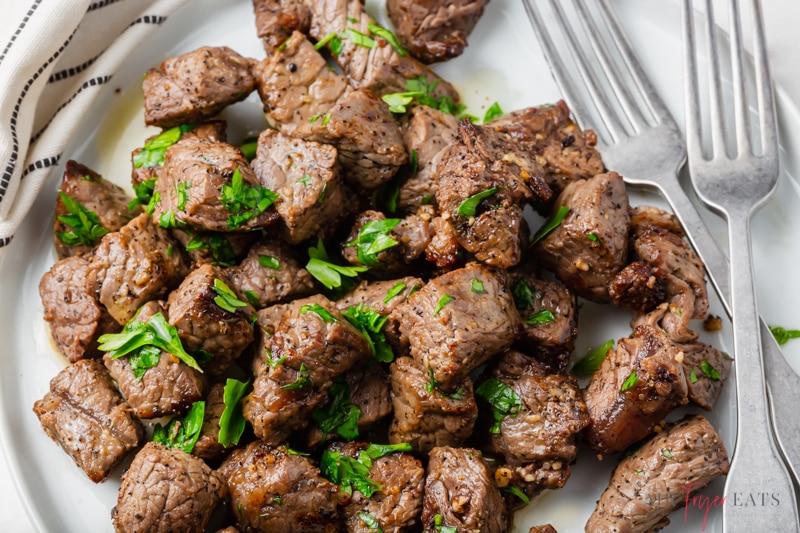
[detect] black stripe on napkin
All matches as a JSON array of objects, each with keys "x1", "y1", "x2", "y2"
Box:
[
  {"x1": 0, "y1": 0, "x2": 43, "y2": 69},
  {"x1": 0, "y1": 236, "x2": 12, "y2": 248},
  {"x1": 130, "y1": 15, "x2": 168, "y2": 26},
  {"x1": 49, "y1": 53, "x2": 100, "y2": 83},
  {"x1": 22, "y1": 154, "x2": 61, "y2": 179},
  {"x1": 88, "y1": 0, "x2": 124, "y2": 12}
]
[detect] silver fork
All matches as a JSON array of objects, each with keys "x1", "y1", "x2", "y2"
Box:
[
  {"x1": 683, "y1": 0, "x2": 799, "y2": 529},
  {"x1": 523, "y1": 0, "x2": 800, "y2": 495}
]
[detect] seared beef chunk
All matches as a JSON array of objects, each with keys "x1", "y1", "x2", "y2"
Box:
[
  {"x1": 394, "y1": 263, "x2": 520, "y2": 392},
  {"x1": 629, "y1": 206, "x2": 709, "y2": 342},
  {"x1": 104, "y1": 301, "x2": 206, "y2": 419},
  {"x1": 341, "y1": 209, "x2": 433, "y2": 273},
  {"x1": 167, "y1": 264, "x2": 255, "y2": 376},
  {"x1": 386, "y1": 0, "x2": 488, "y2": 64},
  {"x1": 308, "y1": 0, "x2": 459, "y2": 101},
  {"x1": 220, "y1": 442, "x2": 340, "y2": 533},
  {"x1": 583, "y1": 325, "x2": 689, "y2": 455},
  {"x1": 436, "y1": 121, "x2": 551, "y2": 267},
  {"x1": 329, "y1": 441, "x2": 425, "y2": 532},
  {"x1": 33, "y1": 359, "x2": 142, "y2": 483},
  {"x1": 251, "y1": 129, "x2": 348, "y2": 243},
  {"x1": 250, "y1": 303, "x2": 291, "y2": 376},
  {"x1": 39, "y1": 256, "x2": 119, "y2": 363},
  {"x1": 586, "y1": 415, "x2": 729, "y2": 533},
  {"x1": 154, "y1": 137, "x2": 279, "y2": 233},
  {"x1": 86, "y1": 212, "x2": 188, "y2": 325},
  {"x1": 534, "y1": 171, "x2": 630, "y2": 303},
  {"x1": 252, "y1": 0, "x2": 311, "y2": 54},
  {"x1": 191, "y1": 382, "x2": 232, "y2": 461},
  {"x1": 609, "y1": 260, "x2": 667, "y2": 313},
  {"x1": 681, "y1": 340, "x2": 730, "y2": 410},
  {"x1": 143, "y1": 46, "x2": 255, "y2": 128},
  {"x1": 480, "y1": 351, "x2": 589, "y2": 491},
  {"x1": 424, "y1": 214, "x2": 463, "y2": 269},
  {"x1": 225, "y1": 239, "x2": 316, "y2": 308},
  {"x1": 398, "y1": 105, "x2": 458, "y2": 213},
  {"x1": 112, "y1": 442, "x2": 227, "y2": 533},
  {"x1": 529, "y1": 526, "x2": 558, "y2": 533},
  {"x1": 54, "y1": 160, "x2": 136, "y2": 259},
  {"x1": 422, "y1": 447, "x2": 508, "y2": 533},
  {"x1": 511, "y1": 274, "x2": 578, "y2": 372},
  {"x1": 489, "y1": 101, "x2": 604, "y2": 195},
  {"x1": 388, "y1": 357, "x2": 477, "y2": 453}
]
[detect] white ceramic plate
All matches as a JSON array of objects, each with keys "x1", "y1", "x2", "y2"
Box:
[{"x1": 2, "y1": 0, "x2": 799, "y2": 531}]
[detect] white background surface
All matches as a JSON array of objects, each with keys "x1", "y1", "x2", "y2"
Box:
[{"x1": 2, "y1": 0, "x2": 799, "y2": 531}]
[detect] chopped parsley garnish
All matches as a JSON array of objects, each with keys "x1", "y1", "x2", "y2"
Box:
[
  {"x1": 482, "y1": 101, "x2": 504, "y2": 123},
  {"x1": 185, "y1": 233, "x2": 236, "y2": 266},
  {"x1": 662, "y1": 448, "x2": 674, "y2": 459},
  {"x1": 297, "y1": 174, "x2": 313, "y2": 186},
  {"x1": 219, "y1": 167, "x2": 278, "y2": 230},
  {"x1": 410, "y1": 149, "x2": 419, "y2": 175},
  {"x1": 158, "y1": 209, "x2": 189, "y2": 230},
  {"x1": 381, "y1": 76, "x2": 465, "y2": 116},
  {"x1": 146, "y1": 190, "x2": 160, "y2": 216},
  {"x1": 503, "y1": 485, "x2": 531, "y2": 505},
  {"x1": 769, "y1": 325, "x2": 800, "y2": 346},
  {"x1": 512, "y1": 278, "x2": 538, "y2": 311},
  {"x1": 212, "y1": 278, "x2": 248, "y2": 313},
  {"x1": 128, "y1": 177, "x2": 157, "y2": 211},
  {"x1": 300, "y1": 303, "x2": 338, "y2": 323},
  {"x1": 55, "y1": 192, "x2": 109, "y2": 247},
  {"x1": 571, "y1": 339, "x2": 615, "y2": 378},
  {"x1": 356, "y1": 512, "x2": 384, "y2": 532},
  {"x1": 306, "y1": 239, "x2": 368, "y2": 290},
  {"x1": 218, "y1": 378, "x2": 251, "y2": 447},
  {"x1": 312, "y1": 377, "x2": 362, "y2": 439},
  {"x1": 152, "y1": 400, "x2": 205, "y2": 453},
  {"x1": 258, "y1": 254, "x2": 281, "y2": 270},
  {"x1": 424, "y1": 366, "x2": 464, "y2": 400},
  {"x1": 434, "y1": 513, "x2": 457, "y2": 533},
  {"x1": 588, "y1": 232, "x2": 601, "y2": 243},
  {"x1": 347, "y1": 218, "x2": 401, "y2": 266},
  {"x1": 382, "y1": 92, "x2": 417, "y2": 114},
  {"x1": 345, "y1": 28, "x2": 376, "y2": 48},
  {"x1": 531, "y1": 205, "x2": 570, "y2": 246},
  {"x1": 456, "y1": 187, "x2": 504, "y2": 217},
  {"x1": 367, "y1": 22, "x2": 405, "y2": 56},
  {"x1": 285, "y1": 446, "x2": 310, "y2": 456},
  {"x1": 98, "y1": 311, "x2": 202, "y2": 373},
  {"x1": 700, "y1": 360, "x2": 721, "y2": 381},
  {"x1": 470, "y1": 279, "x2": 485, "y2": 293},
  {"x1": 433, "y1": 294, "x2": 453, "y2": 316},
  {"x1": 523, "y1": 309, "x2": 555, "y2": 326},
  {"x1": 343, "y1": 304, "x2": 394, "y2": 363},
  {"x1": 239, "y1": 137, "x2": 258, "y2": 161},
  {"x1": 243, "y1": 290, "x2": 260, "y2": 307},
  {"x1": 475, "y1": 378, "x2": 522, "y2": 434},
  {"x1": 620, "y1": 371, "x2": 638, "y2": 392},
  {"x1": 281, "y1": 363, "x2": 310, "y2": 390},
  {"x1": 175, "y1": 181, "x2": 190, "y2": 211},
  {"x1": 690, "y1": 368, "x2": 699, "y2": 384},
  {"x1": 133, "y1": 124, "x2": 193, "y2": 169},
  {"x1": 315, "y1": 31, "x2": 342, "y2": 54},
  {"x1": 383, "y1": 282, "x2": 407, "y2": 304},
  {"x1": 320, "y1": 450, "x2": 380, "y2": 497}
]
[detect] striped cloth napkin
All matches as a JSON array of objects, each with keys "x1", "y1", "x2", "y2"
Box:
[{"x1": 0, "y1": 0, "x2": 187, "y2": 255}]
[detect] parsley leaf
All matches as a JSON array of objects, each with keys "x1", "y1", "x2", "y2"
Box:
[
  {"x1": 185, "y1": 234, "x2": 236, "y2": 267},
  {"x1": 55, "y1": 192, "x2": 109, "y2": 247},
  {"x1": 281, "y1": 363, "x2": 310, "y2": 390},
  {"x1": 620, "y1": 371, "x2": 638, "y2": 392},
  {"x1": 239, "y1": 138, "x2": 258, "y2": 161},
  {"x1": 133, "y1": 124, "x2": 193, "y2": 169},
  {"x1": 357, "y1": 512, "x2": 384, "y2": 533},
  {"x1": 433, "y1": 294, "x2": 453, "y2": 316},
  {"x1": 258, "y1": 254, "x2": 281, "y2": 270},
  {"x1": 381, "y1": 92, "x2": 420, "y2": 114},
  {"x1": 306, "y1": 239, "x2": 368, "y2": 290},
  {"x1": 312, "y1": 378, "x2": 362, "y2": 440},
  {"x1": 483, "y1": 101, "x2": 504, "y2": 123},
  {"x1": 512, "y1": 278, "x2": 538, "y2": 311},
  {"x1": 218, "y1": 378, "x2": 251, "y2": 447},
  {"x1": 315, "y1": 32, "x2": 342, "y2": 55},
  {"x1": 212, "y1": 278, "x2": 248, "y2": 313},
  {"x1": 523, "y1": 309, "x2": 555, "y2": 326},
  {"x1": 531, "y1": 205, "x2": 570, "y2": 246},
  {"x1": 662, "y1": 448, "x2": 674, "y2": 459},
  {"x1": 152, "y1": 400, "x2": 205, "y2": 453},
  {"x1": 300, "y1": 303, "x2": 338, "y2": 323},
  {"x1": 456, "y1": 187, "x2": 503, "y2": 217},
  {"x1": 470, "y1": 279, "x2": 485, "y2": 293},
  {"x1": 128, "y1": 177, "x2": 157, "y2": 211},
  {"x1": 690, "y1": 368, "x2": 699, "y2": 384},
  {"x1": 769, "y1": 325, "x2": 800, "y2": 346},
  {"x1": 384, "y1": 282, "x2": 407, "y2": 304},
  {"x1": 571, "y1": 339, "x2": 615, "y2": 378},
  {"x1": 503, "y1": 485, "x2": 531, "y2": 505},
  {"x1": 297, "y1": 174, "x2": 313, "y2": 186},
  {"x1": 434, "y1": 513, "x2": 457, "y2": 533},
  {"x1": 367, "y1": 22, "x2": 406, "y2": 56},
  {"x1": 343, "y1": 304, "x2": 394, "y2": 363},
  {"x1": 345, "y1": 28, "x2": 376, "y2": 48},
  {"x1": 348, "y1": 218, "x2": 401, "y2": 266},
  {"x1": 321, "y1": 449, "x2": 381, "y2": 497},
  {"x1": 700, "y1": 360, "x2": 721, "y2": 381},
  {"x1": 219, "y1": 167, "x2": 278, "y2": 229},
  {"x1": 475, "y1": 378, "x2": 522, "y2": 434}
]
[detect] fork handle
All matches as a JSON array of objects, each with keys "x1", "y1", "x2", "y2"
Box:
[{"x1": 658, "y1": 175, "x2": 800, "y2": 485}]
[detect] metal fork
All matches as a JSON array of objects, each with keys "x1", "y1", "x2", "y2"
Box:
[
  {"x1": 523, "y1": 0, "x2": 800, "y2": 495},
  {"x1": 683, "y1": 0, "x2": 799, "y2": 529}
]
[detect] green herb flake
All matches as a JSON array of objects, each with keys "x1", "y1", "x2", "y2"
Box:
[
  {"x1": 502, "y1": 485, "x2": 531, "y2": 505},
  {"x1": 347, "y1": 218, "x2": 401, "y2": 266},
  {"x1": 133, "y1": 124, "x2": 192, "y2": 169},
  {"x1": 434, "y1": 513, "x2": 457, "y2": 533},
  {"x1": 152, "y1": 401, "x2": 205, "y2": 453},
  {"x1": 588, "y1": 232, "x2": 601, "y2": 243},
  {"x1": 273, "y1": 497, "x2": 283, "y2": 506},
  {"x1": 524, "y1": 309, "x2": 555, "y2": 326},
  {"x1": 285, "y1": 446, "x2": 310, "y2": 456},
  {"x1": 421, "y1": 195, "x2": 434, "y2": 204},
  {"x1": 433, "y1": 294, "x2": 453, "y2": 316},
  {"x1": 175, "y1": 181, "x2": 190, "y2": 211},
  {"x1": 571, "y1": 339, "x2": 615, "y2": 378},
  {"x1": 306, "y1": 239, "x2": 368, "y2": 290},
  {"x1": 243, "y1": 290, "x2": 260, "y2": 307},
  {"x1": 456, "y1": 187, "x2": 503, "y2": 217},
  {"x1": 321, "y1": 113, "x2": 331, "y2": 126},
  {"x1": 383, "y1": 282, "x2": 407, "y2": 304},
  {"x1": 700, "y1": 360, "x2": 721, "y2": 381},
  {"x1": 475, "y1": 378, "x2": 522, "y2": 434},
  {"x1": 512, "y1": 278, "x2": 537, "y2": 311},
  {"x1": 219, "y1": 167, "x2": 278, "y2": 230},
  {"x1": 158, "y1": 209, "x2": 189, "y2": 230},
  {"x1": 300, "y1": 303, "x2": 338, "y2": 323},
  {"x1": 281, "y1": 363, "x2": 311, "y2": 390},
  {"x1": 690, "y1": 368, "x2": 699, "y2": 384},
  {"x1": 357, "y1": 511, "x2": 384, "y2": 532},
  {"x1": 276, "y1": 37, "x2": 289, "y2": 52},
  {"x1": 309, "y1": 113, "x2": 323, "y2": 124},
  {"x1": 769, "y1": 325, "x2": 800, "y2": 346},
  {"x1": 347, "y1": 16, "x2": 358, "y2": 23},
  {"x1": 410, "y1": 149, "x2": 419, "y2": 175},
  {"x1": 367, "y1": 22, "x2": 406, "y2": 56},
  {"x1": 128, "y1": 177, "x2": 157, "y2": 211},
  {"x1": 345, "y1": 28, "x2": 376, "y2": 48},
  {"x1": 315, "y1": 32, "x2": 342, "y2": 54},
  {"x1": 239, "y1": 138, "x2": 258, "y2": 161},
  {"x1": 297, "y1": 174, "x2": 313, "y2": 186},
  {"x1": 531, "y1": 205, "x2": 570, "y2": 246},
  {"x1": 258, "y1": 254, "x2": 281, "y2": 270},
  {"x1": 343, "y1": 304, "x2": 394, "y2": 363},
  {"x1": 212, "y1": 278, "x2": 248, "y2": 313},
  {"x1": 320, "y1": 449, "x2": 382, "y2": 497},
  {"x1": 218, "y1": 378, "x2": 251, "y2": 447},
  {"x1": 381, "y1": 92, "x2": 418, "y2": 114},
  {"x1": 620, "y1": 371, "x2": 638, "y2": 392},
  {"x1": 55, "y1": 192, "x2": 109, "y2": 247},
  {"x1": 312, "y1": 378, "x2": 362, "y2": 440},
  {"x1": 482, "y1": 101, "x2": 504, "y2": 123},
  {"x1": 470, "y1": 279, "x2": 485, "y2": 293},
  {"x1": 166, "y1": 244, "x2": 174, "y2": 257},
  {"x1": 662, "y1": 448, "x2": 674, "y2": 460}
]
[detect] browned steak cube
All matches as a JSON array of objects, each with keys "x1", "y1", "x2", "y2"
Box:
[
  {"x1": 33, "y1": 359, "x2": 143, "y2": 483},
  {"x1": 54, "y1": 160, "x2": 136, "y2": 259},
  {"x1": 534, "y1": 171, "x2": 630, "y2": 303},
  {"x1": 39, "y1": 255, "x2": 119, "y2": 363},
  {"x1": 86, "y1": 212, "x2": 188, "y2": 325},
  {"x1": 112, "y1": 442, "x2": 227, "y2": 533},
  {"x1": 251, "y1": 129, "x2": 348, "y2": 244},
  {"x1": 609, "y1": 260, "x2": 667, "y2": 314},
  {"x1": 249, "y1": 302, "x2": 291, "y2": 377},
  {"x1": 422, "y1": 447, "x2": 508, "y2": 533},
  {"x1": 167, "y1": 264, "x2": 255, "y2": 376},
  {"x1": 252, "y1": 0, "x2": 311, "y2": 54},
  {"x1": 681, "y1": 340, "x2": 730, "y2": 411},
  {"x1": 388, "y1": 357, "x2": 477, "y2": 453},
  {"x1": 394, "y1": 263, "x2": 520, "y2": 392},
  {"x1": 143, "y1": 46, "x2": 255, "y2": 128},
  {"x1": 191, "y1": 382, "x2": 232, "y2": 461},
  {"x1": 219, "y1": 442, "x2": 340, "y2": 533}
]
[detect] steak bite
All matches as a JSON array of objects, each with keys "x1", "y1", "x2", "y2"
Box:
[
  {"x1": 112, "y1": 442, "x2": 227, "y2": 533},
  {"x1": 219, "y1": 442, "x2": 340, "y2": 533},
  {"x1": 33, "y1": 359, "x2": 143, "y2": 483},
  {"x1": 534, "y1": 171, "x2": 630, "y2": 303},
  {"x1": 250, "y1": 129, "x2": 348, "y2": 244},
  {"x1": 308, "y1": 0, "x2": 460, "y2": 101},
  {"x1": 191, "y1": 382, "x2": 233, "y2": 461},
  {"x1": 252, "y1": 0, "x2": 311, "y2": 54},
  {"x1": 153, "y1": 137, "x2": 279, "y2": 233},
  {"x1": 386, "y1": 0, "x2": 489, "y2": 64},
  {"x1": 103, "y1": 301, "x2": 207, "y2": 419},
  {"x1": 394, "y1": 263, "x2": 520, "y2": 392},
  {"x1": 388, "y1": 356, "x2": 477, "y2": 453},
  {"x1": 39, "y1": 256, "x2": 119, "y2": 363},
  {"x1": 583, "y1": 325, "x2": 689, "y2": 455},
  {"x1": 86, "y1": 212, "x2": 188, "y2": 325},
  {"x1": 143, "y1": 46, "x2": 255, "y2": 128},
  {"x1": 54, "y1": 160, "x2": 136, "y2": 259},
  {"x1": 489, "y1": 101, "x2": 604, "y2": 195},
  {"x1": 609, "y1": 260, "x2": 667, "y2": 313},
  {"x1": 586, "y1": 415, "x2": 729, "y2": 533},
  {"x1": 681, "y1": 340, "x2": 731, "y2": 410},
  {"x1": 167, "y1": 264, "x2": 255, "y2": 375},
  {"x1": 435, "y1": 120, "x2": 552, "y2": 268},
  {"x1": 422, "y1": 446, "x2": 508, "y2": 533}
]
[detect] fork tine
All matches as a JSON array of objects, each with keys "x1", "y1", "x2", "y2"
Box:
[
  {"x1": 682, "y1": 0, "x2": 704, "y2": 164},
  {"x1": 751, "y1": 0, "x2": 778, "y2": 156},
  {"x1": 729, "y1": 0, "x2": 752, "y2": 156},
  {"x1": 703, "y1": 0, "x2": 729, "y2": 158}
]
